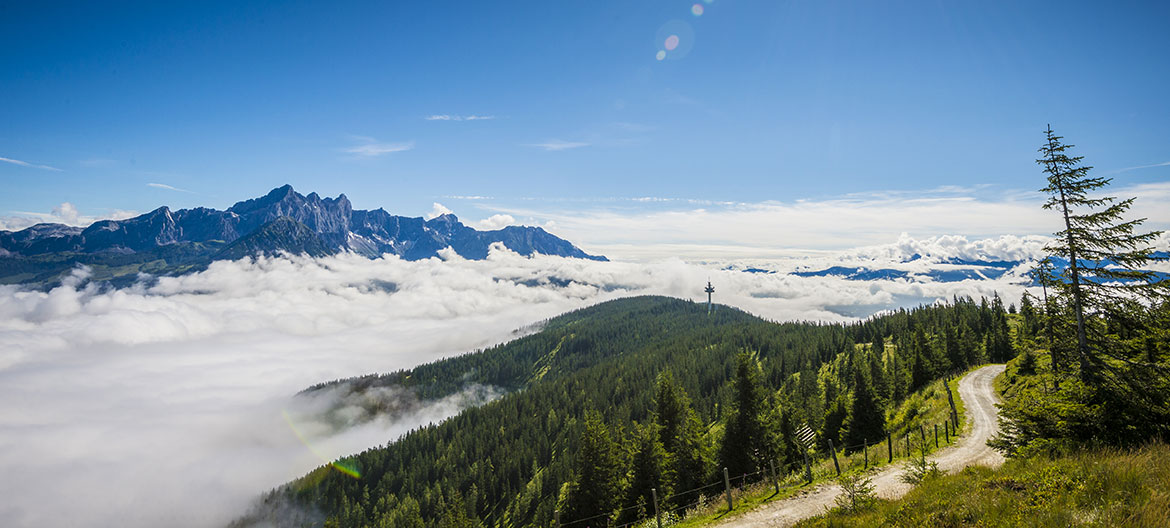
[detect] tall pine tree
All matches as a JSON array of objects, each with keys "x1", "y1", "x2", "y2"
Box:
[
  {"x1": 844, "y1": 358, "x2": 886, "y2": 449},
  {"x1": 1038, "y1": 125, "x2": 1168, "y2": 381},
  {"x1": 654, "y1": 371, "x2": 710, "y2": 509},
  {"x1": 620, "y1": 423, "x2": 667, "y2": 525},
  {"x1": 720, "y1": 352, "x2": 770, "y2": 477},
  {"x1": 565, "y1": 411, "x2": 624, "y2": 524}
]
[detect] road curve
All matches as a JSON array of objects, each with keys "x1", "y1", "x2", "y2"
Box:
[{"x1": 713, "y1": 364, "x2": 1007, "y2": 527}]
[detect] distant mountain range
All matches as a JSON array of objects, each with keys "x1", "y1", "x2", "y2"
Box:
[
  {"x1": 790, "y1": 258, "x2": 1018, "y2": 282},
  {"x1": 0, "y1": 185, "x2": 605, "y2": 287},
  {"x1": 728, "y1": 252, "x2": 1169, "y2": 286}
]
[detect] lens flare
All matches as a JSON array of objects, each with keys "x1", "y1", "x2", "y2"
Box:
[
  {"x1": 654, "y1": 20, "x2": 695, "y2": 61},
  {"x1": 691, "y1": 4, "x2": 704, "y2": 16},
  {"x1": 282, "y1": 409, "x2": 362, "y2": 479},
  {"x1": 656, "y1": 50, "x2": 666, "y2": 61}
]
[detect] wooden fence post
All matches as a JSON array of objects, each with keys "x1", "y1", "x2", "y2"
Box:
[
  {"x1": 770, "y1": 459, "x2": 780, "y2": 494},
  {"x1": 920, "y1": 425, "x2": 927, "y2": 460},
  {"x1": 934, "y1": 424, "x2": 939, "y2": 448},
  {"x1": 723, "y1": 467, "x2": 733, "y2": 512},
  {"x1": 946, "y1": 382, "x2": 959, "y2": 429},
  {"x1": 652, "y1": 488, "x2": 662, "y2": 528},
  {"x1": 863, "y1": 439, "x2": 868, "y2": 469},
  {"x1": 887, "y1": 433, "x2": 893, "y2": 463},
  {"x1": 803, "y1": 450, "x2": 813, "y2": 484},
  {"x1": 828, "y1": 439, "x2": 841, "y2": 476},
  {"x1": 554, "y1": 509, "x2": 560, "y2": 528},
  {"x1": 905, "y1": 434, "x2": 910, "y2": 459},
  {"x1": 945, "y1": 420, "x2": 950, "y2": 443}
]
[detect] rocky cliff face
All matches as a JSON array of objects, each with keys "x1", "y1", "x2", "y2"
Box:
[{"x1": 0, "y1": 185, "x2": 606, "y2": 263}]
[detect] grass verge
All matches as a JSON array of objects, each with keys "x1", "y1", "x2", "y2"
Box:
[{"x1": 792, "y1": 442, "x2": 1170, "y2": 527}]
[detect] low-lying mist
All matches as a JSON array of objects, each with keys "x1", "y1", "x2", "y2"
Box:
[{"x1": 0, "y1": 243, "x2": 1030, "y2": 527}]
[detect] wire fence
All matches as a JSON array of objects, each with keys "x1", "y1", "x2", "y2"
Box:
[{"x1": 555, "y1": 415, "x2": 964, "y2": 528}]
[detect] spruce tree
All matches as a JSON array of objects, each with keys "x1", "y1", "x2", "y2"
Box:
[
  {"x1": 844, "y1": 362, "x2": 886, "y2": 449},
  {"x1": 992, "y1": 128, "x2": 1170, "y2": 454},
  {"x1": 822, "y1": 393, "x2": 849, "y2": 448},
  {"x1": 566, "y1": 411, "x2": 623, "y2": 524},
  {"x1": 867, "y1": 349, "x2": 890, "y2": 408},
  {"x1": 910, "y1": 329, "x2": 932, "y2": 390},
  {"x1": 654, "y1": 371, "x2": 709, "y2": 509},
  {"x1": 1020, "y1": 293, "x2": 1038, "y2": 340},
  {"x1": 621, "y1": 423, "x2": 667, "y2": 525},
  {"x1": 377, "y1": 495, "x2": 425, "y2": 528},
  {"x1": 655, "y1": 371, "x2": 687, "y2": 458},
  {"x1": 944, "y1": 326, "x2": 964, "y2": 372},
  {"x1": 435, "y1": 492, "x2": 483, "y2": 528},
  {"x1": 888, "y1": 350, "x2": 909, "y2": 402},
  {"x1": 988, "y1": 293, "x2": 1014, "y2": 362},
  {"x1": 776, "y1": 400, "x2": 805, "y2": 471},
  {"x1": 720, "y1": 352, "x2": 769, "y2": 477},
  {"x1": 1037, "y1": 125, "x2": 1169, "y2": 382},
  {"x1": 958, "y1": 321, "x2": 981, "y2": 366}
]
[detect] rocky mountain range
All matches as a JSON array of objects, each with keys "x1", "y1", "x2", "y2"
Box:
[{"x1": 0, "y1": 185, "x2": 604, "y2": 286}]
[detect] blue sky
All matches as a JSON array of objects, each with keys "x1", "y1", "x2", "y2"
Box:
[{"x1": 2, "y1": 1, "x2": 1168, "y2": 242}]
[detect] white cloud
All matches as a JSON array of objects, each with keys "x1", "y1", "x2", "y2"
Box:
[
  {"x1": 1105, "y1": 160, "x2": 1170, "y2": 175},
  {"x1": 488, "y1": 182, "x2": 1170, "y2": 261},
  {"x1": 0, "y1": 203, "x2": 139, "y2": 231},
  {"x1": 850, "y1": 233, "x2": 1051, "y2": 263},
  {"x1": 474, "y1": 214, "x2": 517, "y2": 230},
  {"x1": 147, "y1": 182, "x2": 193, "y2": 193},
  {"x1": 525, "y1": 140, "x2": 590, "y2": 151},
  {"x1": 52, "y1": 203, "x2": 82, "y2": 225},
  {"x1": 424, "y1": 202, "x2": 454, "y2": 220},
  {"x1": 425, "y1": 114, "x2": 495, "y2": 121},
  {"x1": 0, "y1": 156, "x2": 61, "y2": 172},
  {"x1": 0, "y1": 245, "x2": 1046, "y2": 527},
  {"x1": 342, "y1": 138, "x2": 414, "y2": 157}
]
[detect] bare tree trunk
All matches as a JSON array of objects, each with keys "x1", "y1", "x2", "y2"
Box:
[{"x1": 1047, "y1": 126, "x2": 1090, "y2": 382}]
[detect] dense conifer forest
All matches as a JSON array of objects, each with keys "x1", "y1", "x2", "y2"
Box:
[{"x1": 236, "y1": 293, "x2": 1018, "y2": 528}]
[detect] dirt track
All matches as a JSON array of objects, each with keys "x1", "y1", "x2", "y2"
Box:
[{"x1": 713, "y1": 364, "x2": 1007, "y2": 527}]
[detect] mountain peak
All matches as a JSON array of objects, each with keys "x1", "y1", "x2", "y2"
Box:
[
  {"x1": 428, "y1": 212, "x2": 460, "y2": 223},
  {"x1": 228, "y1": 185, "x2": 301, "y2": 214},
  {"x1": 267, "y1": 184, "x2": 298, "y2": 203},
  {"x1": 0, "y1": 186, "x2": 605, "y2": 285}
]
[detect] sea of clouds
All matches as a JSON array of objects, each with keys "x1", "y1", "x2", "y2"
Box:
[{"x1": 0, "y1": 236, "x2": 1063, "y2": 527}]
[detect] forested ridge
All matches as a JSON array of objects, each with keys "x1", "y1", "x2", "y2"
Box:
[{"x1": 235, "y1": 293, "x2": 1019, "y2": 528}]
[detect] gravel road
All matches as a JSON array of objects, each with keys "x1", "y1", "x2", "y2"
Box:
[{"x1": 713, "y1": 364, "x2": 1007, "y2": 527}]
